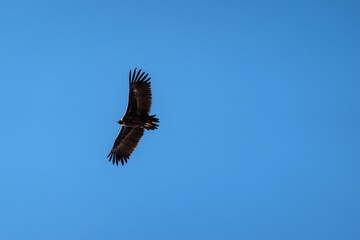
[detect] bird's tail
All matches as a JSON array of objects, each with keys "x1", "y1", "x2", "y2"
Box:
[{"x1": 145, "y1": 115, "x2": 159, "y2": 130}]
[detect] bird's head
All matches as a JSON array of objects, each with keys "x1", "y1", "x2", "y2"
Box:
[{"x1": 116, "y1": 120, "x2": 123, "y2": 125}]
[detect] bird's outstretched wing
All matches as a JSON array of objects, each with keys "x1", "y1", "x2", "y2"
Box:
[
  {"x1": 125, "y1": 68, "x2": 153, "y2": 115},
  {"x1": 107, "y1": 127, "x2": 145, "y2": 166}
]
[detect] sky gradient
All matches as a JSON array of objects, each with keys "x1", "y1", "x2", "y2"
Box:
[{"x1": 1, "y1": 1, "x2": 360, "y2": 239}]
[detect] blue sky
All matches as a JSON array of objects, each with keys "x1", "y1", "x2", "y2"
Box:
[{"x1": 1, "y1": 0, "x2": 359, "y2": 239}]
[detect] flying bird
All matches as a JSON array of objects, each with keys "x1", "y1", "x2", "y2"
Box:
[{"x1": 107, "y1": 68, "x2": 159, "y2": 166}]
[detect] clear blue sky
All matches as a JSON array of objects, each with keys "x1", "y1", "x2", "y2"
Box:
[{"x1": 1, "y1": 1, "x2": 359, "y2": 239}]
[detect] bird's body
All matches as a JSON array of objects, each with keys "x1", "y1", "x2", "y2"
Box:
[
  {"x1": 118, "y1": 113, "x2": 158, "y2": 129},
  {"x1": 107, "y1": 68, "x2": 159, "y2": 166}
]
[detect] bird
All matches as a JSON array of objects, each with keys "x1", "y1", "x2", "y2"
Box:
[{"x1": 107, "y1": 68, "x2": 159, "y2": 166}]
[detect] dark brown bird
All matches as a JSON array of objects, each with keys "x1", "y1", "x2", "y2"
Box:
[{"x1": 107, "y1": 68, "x2": 159, "y2": 166}]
